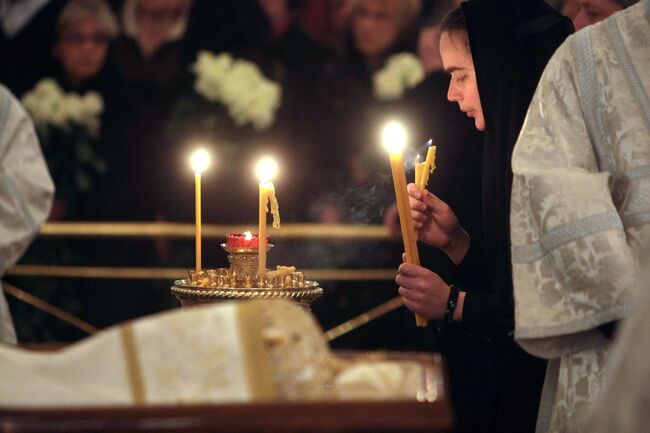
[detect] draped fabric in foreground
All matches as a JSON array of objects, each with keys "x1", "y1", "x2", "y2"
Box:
[{"x1": 510, "y1": 2, "x2": 650, "y2": 432}]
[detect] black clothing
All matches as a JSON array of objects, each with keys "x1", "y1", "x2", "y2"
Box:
[
  {"x1": 0, "y1": 0, "x2": 65, "y2": 96},
  {"x1": 104, "y1": 37, "x2": 187, "y2": 221},
  {"x1": 181, "y1": 0, "x2": 269, "y2": 63},
  {"x1": 444, "y1": 1, "x2": 573, "y2": 432},
  {"x1": 461, "y1": 0, "x2": 573, "y2": 339}
]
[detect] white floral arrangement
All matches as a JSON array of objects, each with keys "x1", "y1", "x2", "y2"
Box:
[
  {"x1": 21, "y1": 78, "x2": 103, "y2": 137},
  {"x1": 192, "y1": 51, "x2": 281, "y2": 130},
  {"x1": 372, "y1": 53, "x2": 425, "y2": 101}
]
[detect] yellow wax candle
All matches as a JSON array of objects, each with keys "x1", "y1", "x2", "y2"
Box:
[
  {"x1": 256, "y1": 157, "x2": 280, "y2": 279},
  {"x1": 382, "y1": 122, "x2": 427, "y2": 327},
  {"x1": 390, "y1": 152, "x2": 420, "y2": 265},
  {"x1": 258, "y1": 182, "x2": 271, "y2": 278},
  {"x1": 190, "y1": 149, "x2": 211, "y2": 271},
  {"x1": 418, "y1": 141, "x2": 437, "y2": 191},
  {"x1": 415, "y1": 155, "x2": 425, "y2": 188},
  {"x1": 195, "y1": 173, "x2": 202, "y2": 270}
]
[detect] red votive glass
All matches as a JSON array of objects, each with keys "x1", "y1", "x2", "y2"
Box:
[{"x1": 226, "y1": 232, "x2": 268, "y2": 249}]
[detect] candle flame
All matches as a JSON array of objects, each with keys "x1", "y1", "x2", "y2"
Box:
[
  {"x1": 382, "y1": 121, "x2": 407, "y2": 154},
  {"x1": 243, "y1": 231, "x2": 253, "y2": 240},
  {"x1": 256, "y1": 157, "x2": 278, "y2": 183},
  {"x1": 190, "y1": 148, "x2": 211, "y2": 174},
  {"x1": 425, "y1": 138, "x2": 433, "y2": 148}
]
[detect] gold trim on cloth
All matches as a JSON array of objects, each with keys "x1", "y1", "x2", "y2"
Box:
[
  {"x1": 236, "y1": 302, "x2": 277, "y2": 400},
  {"x1": 120, "y1": 324, "x2": 146, "y2": 404}
]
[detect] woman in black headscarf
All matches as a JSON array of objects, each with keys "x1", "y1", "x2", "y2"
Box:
[{"x1": 395, "y1": 1, "x2": 573, "y2": 432}]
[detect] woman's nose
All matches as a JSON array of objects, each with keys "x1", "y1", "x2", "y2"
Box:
[{"x1": 447, "y1": 83, "x2": 461, "y2": 102}]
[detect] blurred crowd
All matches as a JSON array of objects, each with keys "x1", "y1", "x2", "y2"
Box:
[
  {"x1": 0, "y1": 0, "x2": 595, "y2": 227},
  {"x1": 0, "y1": 0, "x2": 452, "y2": 227}
]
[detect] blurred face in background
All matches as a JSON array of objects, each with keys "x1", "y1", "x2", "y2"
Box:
[
  {"x1": 573, "y1": 0, "x2": 622, "y2": 29},
  {"x1": 331, "y1": 0, "x2": 354, "y2": 34},
  {"x1": 135, "y1": 0, "x2": 185, "y2": 56},
  {"x1": 54, "y1": 17, "x2": 110, "y2": 85},
  {"x1": 440, "y1": 30, "x2": 485, "y2": 131},
  {"x1": 418, "y1": 25, "x2": 443, "y2": 74},
  {"x1": 352, "y1": 0, "x2": 403, "y2": 57},
  {"x1": 257, "y1": 0, "x2": 289, "y2": 23}
]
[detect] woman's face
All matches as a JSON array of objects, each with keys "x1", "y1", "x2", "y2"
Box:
[
  {"x1": 439, "y1": 31, "x2": 485, "y2": 131},
  {"x1": 53, "y1": 17, "x2": 110, "y2": 85},
  {"x1": 136, "y1": 0, "x2": 184, "y2": 44},
  {"x1": 352, "y1": 0, "x2": 402, "y2": 57}
]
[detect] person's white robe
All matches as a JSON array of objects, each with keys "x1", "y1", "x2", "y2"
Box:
[
  {"x1": 579, "y1": 255, "x2": 650, "y2": 433},
  {"x1": 0, "y1": 84, "x2": 54, "y2": 344},
  {"x1": 509, "y1": 2, "x2": 650, "y2": 432}
]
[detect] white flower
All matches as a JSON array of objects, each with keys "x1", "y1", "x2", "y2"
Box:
[
  {"x1": 82, "y1": 92, "x2": 103, "y2": 114},
  {"x1": 192, "y1": 51, "x2": 233, "y2": 101},
  {"x1": 387, "y1": 53, "x2": 425, "y2": 87},
  {"x1": 65, "y1": 94, "x2": 85, "y2": 124},
  {"x1": 21, "y1": 78, "x2": 104, "y2": 136},
  {"x1": 192, "y1": 51, "x2": 281, "y2": 130},
  {"x1": 249, "y1": 80, "x2": 281, "y2": 130},
  {"x1": 372, "y1": 52, "x2": 425, "y2": 101},
  {"x1": 373, "y1": 69, "x2": 405, "y2": 101}
]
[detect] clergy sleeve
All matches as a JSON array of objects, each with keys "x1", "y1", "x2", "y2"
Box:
[
  {"x1": 509, "y1": 36, "x2": 635, "y2": 360},
  {"x1": 0, "y1": 85, "x2": 54, "y2": 275}
]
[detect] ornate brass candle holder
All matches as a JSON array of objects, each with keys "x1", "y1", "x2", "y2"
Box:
[{"x1": 171, "y1": 244, "x2": 323, "y2": 308}]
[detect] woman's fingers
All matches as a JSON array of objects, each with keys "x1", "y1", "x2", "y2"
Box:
[
  {"x1": 398, "y1": 262, "x2": 425, "y2": 277},
  {"x1": 424, "y1": 191, "x2": 451, "y2": 214},
  {"x1": 407, "y1": 183, "x2": 423, "y2": 200}
]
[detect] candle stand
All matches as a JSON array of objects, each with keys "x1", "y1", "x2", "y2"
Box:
[{"x1": 171, "y1": 244, "x2": 323, "y2": 309}]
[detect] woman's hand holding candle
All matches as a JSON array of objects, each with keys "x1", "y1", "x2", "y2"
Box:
[
  {"x1": 407, "y1": 184, "x2": 470, "y2": 266},
  {"x1": 396, "y1": 260, "x2": 464, "y2": 322}
]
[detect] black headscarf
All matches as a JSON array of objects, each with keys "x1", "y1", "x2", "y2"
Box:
[{"x1": 462, "y1": 0, "x2": 573, "y2": 304}]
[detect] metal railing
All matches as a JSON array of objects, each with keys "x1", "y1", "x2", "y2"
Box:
[
  {"x1": 8, "y1": 222, "x2": 397, "y2": 281},
  {"x1": 5, "y1": 222, "x2": 406, "y2": 339}
]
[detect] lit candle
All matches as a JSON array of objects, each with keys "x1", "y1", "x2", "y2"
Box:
[
  {"x1": 417, "y1": 139, "x2": 437, "y2": 191},
  {"x1": 255, "y1": 157, "x2": 280, "y2": 279},
  {"x1": 414, "y1": 154, "x2": 424, "y2": 188},
  {"x1": 190, "y1": 148, "x2": 211, "y2": 271},
  {"x1": 382, "y1": 121, "x2": 427, "y2": 327}
]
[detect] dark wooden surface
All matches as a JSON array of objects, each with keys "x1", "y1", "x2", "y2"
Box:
[
  {"x1": 0, "y1": 400, "x2": 453, "y2": 433},
  {"x1": 0, "y1": 351, "x2": 453, "y2": 433}
]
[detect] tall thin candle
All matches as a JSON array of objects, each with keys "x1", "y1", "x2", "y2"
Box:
[
  {"x1": 255, "y1": 157, "x2": 280, "y2": 279},
  {"x1": 382, "y1": 121, "x2": 427, "y2": 327},
  {"x1": 190, "y1": 149, "x2": 210, "y2": 271},
  {"x1": 417, "y1": 140, "x2": 437, "y2": 191}
]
